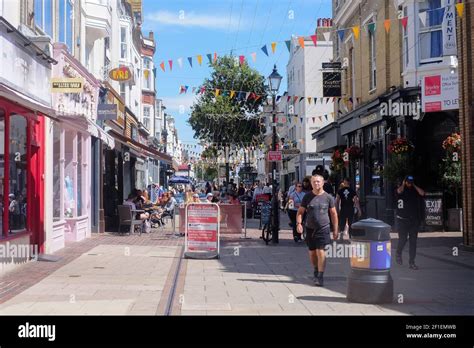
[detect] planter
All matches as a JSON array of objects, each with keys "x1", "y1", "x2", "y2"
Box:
[{"x1": 447, "y1": 208, "x2": 462, "y2": 232}]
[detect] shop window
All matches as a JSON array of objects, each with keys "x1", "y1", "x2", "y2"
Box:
[
  {"x1": 368, "y1": 143, "x2": 384, "y2": 196},
  {"x1": 9, "y1": 115, "x2": 27, "y2": 232},
  {"x1": 77, "y1": 134, "x2": 82, "y2": 216},
  {"x1": 64, "y1": 130, "x2": 75, "y2": 217},
  {"x1": 53, "y1": 123, "x2": 62, "y2": 221},
  {"x1": 0, "y1": 109, "x2": 4, "y2": 235},
  {"x1": 120, "y1": 26, "x2": 128, "y2": 60},
  {"x1": 368, "y1": 21, "x2": 376, "y2": 91}
]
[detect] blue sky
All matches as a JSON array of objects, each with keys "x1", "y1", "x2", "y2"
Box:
[{"x1": 142, "y1": 0, "x2": 332, "y2": 150}]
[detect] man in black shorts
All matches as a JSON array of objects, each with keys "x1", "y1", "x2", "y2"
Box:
[
  {"x1": 336, "y1": 178, "x2": 361, "y2": 241},
  {"x1": 296, "y1": 174, "x2": 338, "y2": 286}
]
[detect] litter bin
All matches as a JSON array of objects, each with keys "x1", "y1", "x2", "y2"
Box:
[{"x1": 347, "y1": 218, "x2": 393, "y2": 304}]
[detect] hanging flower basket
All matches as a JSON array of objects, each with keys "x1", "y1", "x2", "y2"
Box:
[
  {"x1": 345, "y1": 145, "x2": 363, "y2": 161},
  {"x1": 387, "y1": 137, "x2": 414, "y2": 155},
  {"x1": 442, "y1": 132, "x2": 461, "y2": 154},
  {"x1": 330, "y1": 148, "x2": 345, "y2": 172}
]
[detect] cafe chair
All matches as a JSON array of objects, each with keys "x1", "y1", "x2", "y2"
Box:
[{"x1": 117, "y1": 205, "x2": 143, "y2": 235}]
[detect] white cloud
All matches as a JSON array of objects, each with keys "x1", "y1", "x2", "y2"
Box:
[
  {"x1": 161, "y1": 94, "x2": 197, "y2": 113},
  {"x1": 145, "y1": 11, "x2": 248, "y2": 31}
]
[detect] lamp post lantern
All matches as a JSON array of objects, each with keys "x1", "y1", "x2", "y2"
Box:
[{"x1": 268, "y1": 65, "x2": 282, "y2": 244}]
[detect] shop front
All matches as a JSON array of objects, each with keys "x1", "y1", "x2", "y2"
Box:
[
  {"x1": 0, "y1": 17, "x2": 52, "y2": 270},
  {"x1": 49, "y1": 43, "x2": 103, "y2": 249}
]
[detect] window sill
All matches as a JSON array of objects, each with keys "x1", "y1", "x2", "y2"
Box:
[
  {"x1": 419, "y1": 58, "x2": 443, "y2": 65},
  {"x1": 368, "y1": 88, "x2": 377, "y2": 95}
]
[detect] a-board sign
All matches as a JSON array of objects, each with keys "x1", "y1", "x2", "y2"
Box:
[
  {"x1": 260, "y1": 202, "x2": 271, "y2": 226},
  {"x1": 424, "y1": 192, "x2": 443, "y2": 226},
  {"x1": 185, "y1": 203, "x2": 220, "y2": 259}
]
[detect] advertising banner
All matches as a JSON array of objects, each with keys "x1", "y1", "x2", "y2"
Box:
[
  {"x1": 422, "y1": 73, "x2": 459, "y2": 112},
  {"x1": 442, "y1": 0, "x2": 457, "y2": 56},
  {"x1": 185, "y1": 203, "x2": 220, "y2": 258}
]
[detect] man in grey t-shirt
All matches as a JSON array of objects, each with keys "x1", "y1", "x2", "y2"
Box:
[{"x1": 296, "y1": 174, "x2": 338, "y2": 286}]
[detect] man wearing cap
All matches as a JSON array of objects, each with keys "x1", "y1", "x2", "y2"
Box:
[
  {"x1": 395, "y1": 175, "x2": 425, "y2": 270},
  {"x1": 206, "y1": 193, "x2": 214, "y2": 203}
]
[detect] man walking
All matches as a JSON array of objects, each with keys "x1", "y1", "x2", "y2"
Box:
[
  {"x1": 395, "y1": 175, "x2": 425, "y2": 270},
  {"x1": 296, "y1": 174, "x2": 338, "y2": 286},
  {"x1": 336, "y1": 178, "x2": 361, "y2": 241}
]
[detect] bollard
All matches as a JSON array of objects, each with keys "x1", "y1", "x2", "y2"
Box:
[{"x1": 346, "y1": 218, "x2": 393, "y2": 304}]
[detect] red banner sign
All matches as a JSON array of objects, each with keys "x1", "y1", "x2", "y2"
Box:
[
  {"x1": 268, "y1": 150, "x2": 282, "y2": 162},
  {"x1": 185, "y1": 204, "x2": 220, "y2": 253}
]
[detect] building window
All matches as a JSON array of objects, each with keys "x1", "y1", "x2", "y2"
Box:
[
  {"x1": 143, "y1": 58, "x2": 152, "y2": 90},
  {"x1": 120, "y1": 26, "x2": 128, "y2": 59},
  {"x1": 59, "y1": 0, "x2": 73, "y2": 52},
  {"x1": 131, "y1": 125, "x2": 138, "y2": 141},
  {"x1": 368, "y1": 21, "x2": 376, "y2": 91},
  {"x1": 64, "y1": 130, "x2": 75, "y2": 217},
  {"x1": 120, "y1": 83, "x2": 126, "y2": 103},
  {"x1": 53, "y1": 124, "x2": 62, "y2": 221},
  {"x1": 34, "y1": 0, "x2": 53, "y2": 37},
  {"x1": 143, "y1": 106, "x2": 151, "y2": 130},
  {"x1": 419, "y1": 0, "x2": 443, "y2": 63},
  {"x1": 403, "y1": 7, "x2": 409, "y2": 68}
]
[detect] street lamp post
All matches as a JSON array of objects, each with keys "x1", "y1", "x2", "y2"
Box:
[{"x1": 268, "y1": 65, "x2": 282, "y2": 244}]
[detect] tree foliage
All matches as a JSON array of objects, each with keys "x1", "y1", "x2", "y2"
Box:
[{"x1": 189, "y1": 56, "x2": 267, "y2": 145}]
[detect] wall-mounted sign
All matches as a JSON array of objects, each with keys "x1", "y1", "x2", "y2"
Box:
[
  {"x1": 323, "y1": 72, "x2": 341, "y2": 97},
  {"x1": 422, "y1": 73, "x2": 459, "y2": 112},
  {"x1": 268, "y1": 151, "x2": 282, "y2": 162},
  {"x1": 51, "y1": 78, "x2": 84, "y2": 93},
  {"x1": 282, "y1": 149, "x2": 300, "y2": 155},
  {"x1": 109, "y1": 66, "x2": 132, "y2": 82},
  {"x1": 424, "y1": 192, "x2": 443, "y2": 226},
  {"x1": 97, "y1": 104, "x2": 118, "y2": 120},
  {"x1": 442, "y1": 0, "x2": 457, "y2": 56},
  {"x1": 322, "y1": 62, "x2": 342, "y2": 70}
]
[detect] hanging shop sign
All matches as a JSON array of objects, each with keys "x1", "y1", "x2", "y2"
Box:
[
  {"x1": 421, "y1": 73, "x2": 459, "y2": 112},
  {"x1": 97, "y1": 104, "x2": 118, "y2": 121},
  {"x1": 323, "y1": 72, "x2": 342, "y2": 97},
  {"x1": 322, "y1": 62, "x2": 342, "y2": 70},
  {"x1": 51, "y1": 78, "x2": 84, "y2": 93},
  {"x1": 109, "y1": 66, "x2": 133, "y2": 82},
  {"x1": 442, "y1": 0, "x2": 457, "y2": 56}
]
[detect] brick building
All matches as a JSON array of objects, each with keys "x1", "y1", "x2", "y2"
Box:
[{"x1": 458, "y1": 2, "x2": 474, "y2": 248}]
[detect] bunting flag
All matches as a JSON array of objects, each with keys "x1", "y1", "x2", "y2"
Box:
[
  {"x1": 287, "y1": 96, "x2": 292, "y2": 102},
  {"x1": 310, "y1": 34, "x2": 317, "y2": 47},
  {"x1": 298, "y1": 36, "x2": 305, "y2": 48},
  {"x1": 312, "y1": 117, "x2": 315, "y2": 123},
  {"x1": 276, "y1": 95, "x2": 281, "y2": 102},
  {"x1": 352, "y1": 26, "x2": 360, "y2": 40},
  {"x1": 307, "y1": 97, "x2": 312, "y2": 104},
  {"x1": 401, "y1": 16, "x2": 408, "y2": 30},
  {"x1": 285, "y1": 40, "x2": 291, "y2": 52},
  {"x1": 384, "y1": 19, "x2": 391, "y2": 33},
  {"x1": 250, "y1": 52, "x2": 257, "y2": 62},
  {"x1": 230, "y1": 90, "x2": 236, "y2": 99},
  {"x1": 324, "y1": 115, "x2": 328, "y2": 121},
  {"x1": 367, "y1": 22, "x2": 376, "y2": 34},
  {"x1": 300, "y1": 117, "x2": 303, "y2": 123},
  {"x1": 168, "y1": 60, "x2": 173, "y2": 71},
  {"x1": 456, "y1": 2, "x2": 464, "y2": 18},
  {"x1": 177, "y1": 57, "x2": 183, "y2": 68},
  {"x1": 326, "y1": 98, "x2": 330, "y2": 104},
  {"x1": 293, "y1": 96, "x2": 299, "y2": 103},
  {"x1": 197, "y1": 55, "x2": 203, "y2": 65},
  {"x1": 319, "y1": 116, "x2": 322, "y2": 122},
  {"x1": 239, "y1": 55, "x2": 245, "y2": 65},
  {"x1": 299, "y1": 97, "x2": 304, "y2": 103},
  {"x1": 349, "y1": 97, "x2": 353, "y2": 104},
  {"x1": 320, "y1": 97, "x2": 324, "y2": 104},
  {"x1": 254, "y1": 95, "x2": 261, "y2": 102},
  {"x1": 338, "y1": 29, "x2": 345, "y2": 42},
  {"x1": 314, "y1": 97, "x2": 318, "y2": 104},
  {"x1": 271, "y1": 42, "x2": 277, "y2": 53},
  {"x1": 261, "y1": 44, "x2": 269, "y2": 56},
  {"x1": 188, "y1": 57, "x2": 193, "y2": 67},
  {"x1": 207, "y1": 53, "x2": 212, "y2": 64},
  {"x1": 160, "y1": 61, "x2": 165, "y2": 72},
  {"x1": 245, "y1": 92, "x2": 251, "y2": 100},
  {"x1": 200, "y1": 86, "x2": 206, "y2": 94},
  {"x1": 144, "y1": 70, "x2": 149, "y2": 79},
  {"x1": 214, "y1": 52, "x2": 218, "y2": 62},
  {"x1": 215, "y1": 89, "x2": 220, "y2": 97}
]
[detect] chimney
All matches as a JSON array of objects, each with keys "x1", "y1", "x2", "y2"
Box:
[{"x1": 149, "y1": 31, "x2": 154, "y2": 41}]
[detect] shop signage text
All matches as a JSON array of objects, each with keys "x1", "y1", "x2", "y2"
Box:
[
  {"x1": 97, "y1": 104, "x2": 118, "y2": 120},
  {"x1": 185, "y1": 203, "x2": 220, "y2": 257},
  {"x1": 424, "y1": 194, "x2": 443, "y2": 226},
  {"x1": 442, "y1": 0, "x2": 457, "y2": 56},
  {"x1": 322, "y1": 62, "x2": 342, "y2": 70},
  {"x1": 268, "y1": 151, "x2": 282, "y2": 162},
  {"x1": 109, "y1": 66, "x2": 132, "y2": 82},
  {"x1": 360, "y1": 113, "x2": 379, "y2": 126},
  {"x1": 51, "y1": 78, "x2": 84, "y2": 93}
]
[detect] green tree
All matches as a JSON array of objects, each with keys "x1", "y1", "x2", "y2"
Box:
[{"x1": 189, "y1": 56, "x2": 267, "y2": 145}]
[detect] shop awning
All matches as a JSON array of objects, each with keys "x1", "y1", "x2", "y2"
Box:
[
  {"x1": 86, "y1": 119, "x2": 115, "y2": 149},
  {"x1": 312, "y1": 122, "x2": 344, "y2": 153},
  {"x1": 108, "y1": 129, "x2": 172, "y2": 164}
]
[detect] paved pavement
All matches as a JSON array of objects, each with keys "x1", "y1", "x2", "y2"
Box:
[{"x1": 0, "y1": 212, "x2": 473, "y2": 316}]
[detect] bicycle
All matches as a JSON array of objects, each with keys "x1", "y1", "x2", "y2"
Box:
[{"x1": 260, "y1": 197, "x2": 279, "y2": 245}]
